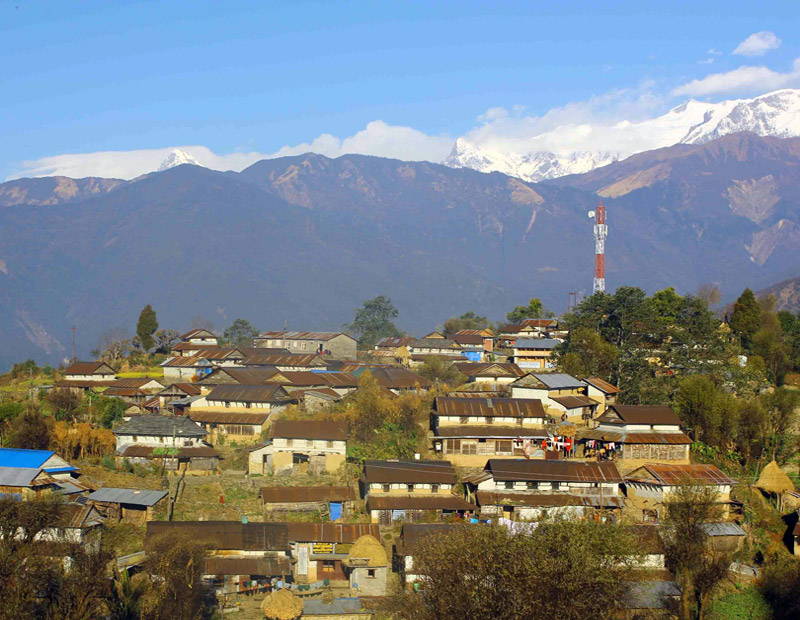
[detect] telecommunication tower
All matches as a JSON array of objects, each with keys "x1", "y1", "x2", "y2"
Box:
[{"x1": 587, "y1": 201, "x2": 607, "y2": 293}]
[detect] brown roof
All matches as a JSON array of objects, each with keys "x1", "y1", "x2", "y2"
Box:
[
  {"x1": 622, "y1": 432, "x2": 692, "y2": 445},
  {"x1": 435, "y1": 426, "x2": 547, "y2": 438},
  {"x1": 484, "y1": 459, "x2": 623, "y2": 483},
  {"x1": 189, "y1": 411, "x2": 270, "y2": 425},
  {"x1": 200, "y1": 368, "x2": 283, "y2": 385},
  {"x1": 64, "y1": 361, "x2": 116, "y2": 375},
  {"x1": 261, "y1": 487, "x2": 356, "y2": 504},
  {"x1": 520, "y1": 319, "x2": 558, "y2": 328},
  {"x1": 453, "y1": 362, "x2": 525, "y2": 378},
  {"x1": 452, "y1": 334, "x2": 485, "y2": 345},
  {"x1": 243, "y1": 353, "x2": 328, "y2": 367},
  {"x1": 444, "y1": 391, "x2": 508, "y2": 398},
  {"x1": 375, "y1": 336, "x2": 417, "y2": 349},
  {"x1": 475, "y1": 492, "x2": 586, "y2": 507},
  {"x1": 204, "y1": 556, "x2": 290, "y2": 576},
  {"x1": 584, "y1": 377, "x2": 621, "y2": 394},
  {"x1": 434, "y1": 397, "x2": 546, "y2": 418},
  {"x1": 366, "y1": 495, "x2": 475, "y2": 511},
  {"x1": 271, "y1": 420, "x2": 348, "y2": 441},
  {"x1": 118, "y1": 445, "x2": 219, "y2": 459},
  {"x1": 258, "y1": 331, "x2": 351, "y2": 342},
  {"x1": 103, "y1": 387, "x2": 147, "y2": 398},
  {"x1": 626, "y1": 464, "x2": 736, "y2": 487},
  {"x1": 146, "y1": 521, "x2": 288, "y2": 550},
  {"x1": 181, "y1": 328, "x2": 216, "y2": 339},
  {"x1": 367, "y1": 367, "x2": 431, "y2": 389},
  {"x1": 278, "y1": 371, "x2": 358, "y2": 388},
  {"x1": 159, "y1": 382, "x2": 202, "y2": 396},
  {"x1": 362, "y1": 460, "x2": 456, "y2": 484},
  {"x1": 162, "y1": 355, "x2": 212, "y2": 368},
  {"x1": 397, "y1": 523, "x2": 460, "y2": 554},
  {"x1": 107, "y1": 377, "x2": 164, "y2": 389},
  {"x1": 205, "y1": 384, "x2": 292, "y2": 403},
  {"x1": 551, "y1": 395, "x2": 599, "y2": 409},
  {"x1": 602, "y1": 405, "x2": 681, "y2": 426},
  {"x1": 286, "y1": 523, "x2": 379, "y2": 543}
]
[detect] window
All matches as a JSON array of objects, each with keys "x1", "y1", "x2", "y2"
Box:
[
  {"x1": 431, "y1": 484, "x2": 439, "y2": 493},
  {"x1": 326, "y1": 441, "x2": 334, "y2": 448},
  {"x1": 460, "y1": 416, "x2": 469, "y2": 424},
  {"x1": 245, "y1": 402, "x2": 251, "y2": 409},
  {"x1": 301, "y1": 342, "x2": 307, "y2": 351},
  {"x1": 322, "y1": 560, "x2": 336, "y2": 572},
  {"x1": 552, "y1": 482, "x2": 561, "y2": 490},
  {"x1": 485, "y1": 417, "x2": 493, "y2": 425},
  {"x1": 159, "y1": 437, "x2": 165, "y2": 443},
  {"x1": 407, "y1": 484, "x2": 414, "y2": 493},
  {"x1": 461, "y1": 442, "x2": 477, "y2": 455},
  {"x1": 526, "y1": 481, "x2": 538, "y2": 490},
  {"x1": 497, "y1": 440, "x2": 512, "y2": 454},
  {"x1": 382, "y1": 484, "x2": 391, "y2": 493},
  {"x1": 367, "y1": 569, "x2": 376, "y2": 579},
  {"x1": 225, "y1": 401, "x2": 230, "y2": 408},
  {"x1": 133, "y1": 435, "x2": 138, "y2": 442},
  {"x1": 286, "y1": 439, "x2": 293, "y2": 447},
  {"x1": 504, "y1": 481, "x2": 514, "y2": 490}
]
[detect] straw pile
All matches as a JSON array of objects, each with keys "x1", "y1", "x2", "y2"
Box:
[
  {"x1": 261, "y1": 588, "x2": 302, "y2": 620},
  {"x1": 346, "y1": 534, "x2": 388, "y2": 567},
  {"x1": 756, "y1": 461, "x2": 795, "y2": 495}
]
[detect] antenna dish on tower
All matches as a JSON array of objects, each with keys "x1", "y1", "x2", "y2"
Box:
[{"x1": 587, "y1": 210, "x2": 595, "y2": 218}]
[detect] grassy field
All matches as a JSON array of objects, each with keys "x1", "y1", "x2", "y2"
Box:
[
  {"x1": 708, "y1": 585, "x2": 772, "y2": 619},
  {"x1": 116, "y1": 368, "x2": 164, "y2": 378}
]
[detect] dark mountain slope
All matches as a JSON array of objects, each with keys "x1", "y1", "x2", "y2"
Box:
[{"x1": 0, "y1": 175, "x2": 125, "y2": 206}]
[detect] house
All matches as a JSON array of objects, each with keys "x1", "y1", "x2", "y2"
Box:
[
  {"x1": 702, "y1": 522, "x2": 746, "y2": 553},
  {"x1": 374, "y1": 336, "x2": 417, "y2": 352},
  {"x1": 624, "y1": 464, "x2": 736, "y2": 521},
  {"x1": 34, "y1": 502, "x2": 105, "y2": 552},
  {"x1": 286, "y1": 523, "x2": 380, "y2": 584},
  {"x1": 63, "y1": 360, "x2": 116, "y2": 382},
  {"x1": 511, "y1": 339, "x2": 560, "y2": 370},
  {"x1": 187, "y1": 385, "x2": 295, "y2": 443},
  {"x1": 452, "y1": 333, "x2": 490, "y2": 361},
  {"x1": 160, "y1": 355, "x2": 214, "y2": 379},
  {"x1": 146, "y1": 521, "x2": 291, "y2": 596},
  {"x1": 277, "y1": 371, "x2": 359, "y2": 396},
  {"x1": 360, "y1": 460, "x2": 474, "y2": 524},
  {"x1": 154, "y1": 382, "x2": 202, "y2": 410},
  {"x1": 452, "y1": 362, "x2": 526, "y2": 387},
  {"x1": 467, "y1": 459, "x2": 624, "y2": 521},
  {"x1": 405, "y1": 338, "x2": 463, "y2": 356},
  {"x1": 113, "y1": 415, "x2": 219, "y2": 471},
  {"x1": 241, "y1": 352, "x2": 330, "y2": 371},
  {"x1": 261, "y1": 487, "x2": 358, "y2": 519},
  {"x1": 495, "y1": 323, "x2": 541, "y2": 348},
  {"x1": 255, "y1": 331, "x2": 357, "y2": 360},
  {"x1": 359, "y1": 367, "x2": 431, "y2": 394},
  {"x1": 0, "y1": 447, "x2": 80, "y2": 499},
  {"x1": 181, "y1": 328, "x2": 219, "y2": 345},
  {"x1": 583, "y1": 377, "x2": 621, "y2": 414},
  {"x1": 343, "y1": 534, "x2": 389, "y2": 597},
  {"x1": 102, "y1": 377, "x2": 165, "y2": 404},
  {"x1": 197, "y1": 367, "x2": 284, "y2": 386},
  {"x1": 247, "y1": 420, "x2": 348, "y2": 475},
  {"x1": 580, "y1": 405, "x2": 692, "y2": 463},
  {"x1": 394, "y1": 523, "x2": 460, "y2": 585},
  {"x1": 508, "y1": 373, "x2": 596, "y2": 421},
  {"x1": 431, "y1": 396, "x2": 550, "y2": 465},
  {"x1": 87, "y1": 487, "x2": 168, "y2": 524},
  {"x1": 170, "y1": 342, "x2": 220, "y2": 357}
]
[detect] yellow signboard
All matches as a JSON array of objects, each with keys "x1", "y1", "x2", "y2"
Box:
[{"x1": 312, "y1": 543, "x2": 334, "y2": 554}]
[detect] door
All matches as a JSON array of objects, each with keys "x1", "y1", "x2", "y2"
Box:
[
  {"x1": 329, "y1": 502, "x2": 342, "y2": 521},
  {"x1": 297, "y1": 544, "x2": 309, "y2": 576}
]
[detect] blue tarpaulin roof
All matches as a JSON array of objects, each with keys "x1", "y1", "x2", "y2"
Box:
[{"x1": 0, "y1": 447, "x2": 54, "y2": 468}]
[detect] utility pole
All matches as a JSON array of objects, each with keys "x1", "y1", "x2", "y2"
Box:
[{"x1": 71, "y1": 325, "x2": 76, "y2": 362}]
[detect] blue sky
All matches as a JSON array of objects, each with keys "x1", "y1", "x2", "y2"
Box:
[{"x1": 2, "y1": 0, "x2": 798, "y2": 179}]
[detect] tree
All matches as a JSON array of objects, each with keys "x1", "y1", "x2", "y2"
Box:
[
  {"x1": 8, "y1": 409, "x2": 51, "y2": 450},
  {"x1": 46, "y1": 388, "x2": 83, "y2": 422},
  {"x1": 136, "y1": 305, "x2": 159, "y2": 352},
  {"x1": 418, "y1": 356, "x2": 467, "y2": 385},
  {"x1": 442, "y1": 311, "x2": 490, "y2": 337},
  {"x1": 696, "y1": 283, "x2": 721, "y2": 307},
  {"x1": 383, "y1": 521, "x2": 637, "y2": 620},
  {"x1": 674, "y1": 375, "x2": 721, "y2": 444},
  {"x1": 153, "y1": 329, "x2": 181, "y2": 354},
  {"x1": 760, "y1": 388, "x2": 800, "y2": 462},
  {"x1": 505, "y1": 297, "x2": 551, "y2": 324},
  {"x1": 222, "y1": 318, "x2": 258, "y2": 348},
  {"x1": 661, "y1": 485, "x2": 727, "y2": 620},
  {"x1": 347, "y1": 295, "x2": 401, "y2": 349},
  {"x1": 556, "y1": 327, "x2": 619, "y2": 380},
  {"x1": 729, "y1": 288, "x2": 761, "y2": 350}
]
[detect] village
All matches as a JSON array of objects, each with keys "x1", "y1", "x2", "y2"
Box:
[{"x1": 4, "y1": 307, "x2": 798, "y2": 620}]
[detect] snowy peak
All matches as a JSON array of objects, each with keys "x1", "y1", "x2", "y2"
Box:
[
  {"x1": 445, "y1": 89, "x2": 800, "y2": 183},
  {"x1": 157, "y1": 149, "x2": 201, "y2": 172}
]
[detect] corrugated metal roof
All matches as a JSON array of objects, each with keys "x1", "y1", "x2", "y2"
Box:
[
  {"x1": 622, "y1": 432, "x2": 692, "y2": 445},
  {"x1": 146, "y1": 521, "x2": 289, "y2": 550},
  {"x1": 551, "y1": 395, "x2": 599, "y2": 409},
  {"x1": 189, "y1": 411, "x2": 270, "y2": 424},
  {"x1": 520, "y1": 319, "x2": 558, "y2": 328},
  {"x1": 362, "y1": 460, "x2": 456, "y2": 484},
  {"x1": 261, "y1": 487, "x2": 356, "y2": 504},
  {"x1": 453, "y1": 362, "x2": 526, "y2": 378},
  {"x1": 623, "y1": 581, "x2": 681, "y2": 610},
  {"x1": 584, "y1": 377, "x2": 621, "y2": 394},
  {"x1": 206, "y1": 384, "x2": 290, "y2": 403},
  {"x1": 530, "y1": 373, "x2": 585, "y2": 389},
  {"x1": 484, "y1": 459, "x2": 623, "y2": 483},
  {"x1": 453, "y1": 334, "x2": 485, "y2": 345},
  {"x1": 303, "y1": 598, "x2": 370, "y2": 616},
  {"x1": 287, "y1": 523, "x2": 378, "y2": 543},
  {"x1": 104, "y1": 387, "x2": 147, "y2": 397},
  {"x1": 514, "y1": 339, "x2": 560, "y2": 350},
  {"x1": 88, "y1": 487, "x2": 168, "y2": 506},
  {"x1": 161, "y1": 355, "x2": 212, "y2": 368},
  {"x1": 113, "y1": 415, "x2": 207, "y2": 437},
  {"x1": 199, "y1": 368, "x2": 282, "y2": 385},
  {"x1": 257, "y1": 331, "x2": 351, "y2": 341},
  {"x1": 702, "y1": 522, "x2": 746, "y2": 537},
  {"x1": 408, "y1": 338, "x2": 461, "y2": 349},
  {"x1": 364, "y1": 367, "x2": 432, "y2": 389},
  {"x1": 108, "y1": 377, "x2": 164, "y2": 389},
  {"x1": 0, "y1": 447, "x2": 54, "y2": 469},
  {"x1": 279, "y1": 371, "x2": 358, "y2": 387},
  {"x1": 64, "y1": 361, "x2": 115, "y2": 375},
  {"x1": 375, "y1": 336, "x2": 417, "y2": 349},
  {"x1": 626, "y1": 464, "x2": 736, "y2": 486},
  {"x1": 158, "y1": 383, "x2": 202, "y2": 396},
  {"x1": 204, "y1": 556, "x2": 290, "y2": 576},
  {"x1": 243, "y1": 353, "x2": 328, "y2": 367},
  {"x1": 271, "y1": 420, "x2": 348, "y2": 441},
  {"x1": 434, "y1": 396, "x2": 546, "y2": 418},
  {"x1": 435, "y1": 426, "x2": 547, "y2": 438},
  {"x1": 602, "y1": 405, "x2": 681, "y2": 426},
  {"x1": 0, "y1": 466, "x2": 47, "y2": 487},
  {"x1": 181, "y1": 328, "x2": 216, "y2": 339},
  {"x1": 366, "y1": 495, "x2": 475, "y2": 511}
]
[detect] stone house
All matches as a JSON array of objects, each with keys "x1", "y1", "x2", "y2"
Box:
[
  {"x1": 580, "y1": 404, "x2": 692, "y2": 463},
  {"x1": 87, "y1": 487, "x2": 168, "y2": 524},
  {"x1": 511, "y1": 338, "x2": 560, "y2": 370},
  {"x1": 113, "y1": 415, "x2": 219, "y2": 471},
  {"x1": 404, "y1": 338, "x2": 463, "y2": 356},
  {"x1": 247, "y1": 420, "x2": 348, "y2": 475},
  {"x1": 508, "y1": 373, "x2": 595, "y2": 421},
  {"x1": 431, "y1": 396, "x2": 550, "y2": 465},
  {"x1": 287, "y1": 523, "x2": 379, "y2": 584},
  {"x1": 466, "y1": 459, "x2": 624, "y2": 521},
  {"x1": 255, "y1": 331, "x2": 357, "y2": 361},
  {"x1": 344, "y1": 535, "x2": 389, "y2": 597}
]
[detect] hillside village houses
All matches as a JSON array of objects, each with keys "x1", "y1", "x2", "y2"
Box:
[
  {"x1": 255, "y1": 331, "x2": 358, "y2": 360},
  {"x1": 248, "y1": 420, "x2": 348, "y2": 476}
]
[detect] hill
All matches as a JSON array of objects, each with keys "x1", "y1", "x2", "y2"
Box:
[{"x1": 757, "y1": 277, "x2": 800, "y2": 313}]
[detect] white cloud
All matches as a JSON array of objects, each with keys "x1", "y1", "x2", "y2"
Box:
[
  {"x1": 698, "y1": 58, "x2": 715, "y2": 65},
  {"x1": 672, "y1": 57, "x2": 800, "y2": 96},
  {"x1": 708, "y1": 48, "x2": 723, "y2": 56},
  {"x1": 733, "y1": 31, "x2": 781, "y2": 56},
  {"x1": 9, "y1": 121, "x2": 452, "y2": 180}
]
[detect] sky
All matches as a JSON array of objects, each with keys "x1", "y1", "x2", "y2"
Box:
[{"x1": 2, "y1": 0, "x2": 799, "y2": 179}]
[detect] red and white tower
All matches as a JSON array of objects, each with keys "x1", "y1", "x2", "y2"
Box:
[{"x1": 588, "y1": 201, "x2": 607, "y2": 293}]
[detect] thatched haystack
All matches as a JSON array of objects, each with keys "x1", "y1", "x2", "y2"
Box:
[
  {"x1": 556, "y1": 421, "x2": 578, "y2": 438},
  {"x1": 261, "y1": 588, "x2": 302, "y2": 620},
  {"x1": 756, "y1": 461, "x2": 795, "y2": 511},
  {"x1": 345, "y1": 534, "x2": 388, "y2": 567}
]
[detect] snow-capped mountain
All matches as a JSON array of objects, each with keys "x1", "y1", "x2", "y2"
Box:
[
  {"x1": 445, "y1": 89, "x2": 800, "y2": 182},
  {"x1": 157, "y1": 148, "x2": 201, "y2": 171}
]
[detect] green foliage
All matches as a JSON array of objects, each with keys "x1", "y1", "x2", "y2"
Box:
[
  {"x1": 441, "y1": 311, "x2": 489, "y2": 337},
  {"x1": 7, "y1": 408, "x2": 51, "y2": 450},
  {"x1": 730, "y1": 289, "x2": 761, "y2": 350},
  {"x1": 348, "y1": 422, "x2": 419, "y2": 461},
  {"x1": 136, "y1": 304, "x2": 159, "y2": 352},
  {"x1": 222, "y1": 318, "x2": 258, "y2": 348},
  {"x1": 759, "y1": 555, "x2": 800, "y2": 620},
  {"x1": 99, "y1": 396, "x2": 128, "y2": 428},
  {"x1": 9, "y1": 359, "x2": 39, "y2": 379},
  {"x1": 347, "y1": 295, "x2": 401, "y2": 349},
  {"x1": 556, "y1": 326, "x2": 618, "y2": 379},
  {"x1": 505, "y1": 297, "x2": 551, "y2": 323},
  {"x1": 417, "y1": 356, "x2": 467, "y2": 385}
]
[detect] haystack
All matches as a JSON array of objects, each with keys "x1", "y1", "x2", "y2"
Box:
[
  {"x1": 556, "y1": 421, "x2": 578, "y2": 438},
  {"x1": 345, "y1": 534, "x2": 388, "y2": 567},
  {"x1": 756, "y1": 461, "x2": 794, "y2": 495},
  {"x1": 261, "y1": 588, "x2": 302, "y2": 620}
]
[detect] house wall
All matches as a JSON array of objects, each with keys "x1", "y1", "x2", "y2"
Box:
[
  {"x1": 163, "y1": 367, "x2": 202, "y2": 378},
  {"x1": 65, "y1": 373, "x2": 114, "y2": 381},
  {"x1": 350, "y1": 566, "x2": 387, "y2": 596},
  {"x1": 621, "y1": 444, "x2": 689, "y2": 462},
  {"x1": 475, "y1": 479, "x2": 620, "y2": 495},
  {"x1": 366, "y1": 483, "x2": 453, "y2": 495},
  {"x1": 434, "y1": 415, "x2": 545, "y2": 427},
  {"x1": 115, "y1": 434, "x2": 204, "y2": 450}
]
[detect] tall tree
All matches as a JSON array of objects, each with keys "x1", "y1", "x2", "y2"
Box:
[
  {"x1": 442, "y1": 311, "x2": 490, "y2": 337},
  {"x1": 729, "y1": 288, "x2": 761, "y2": 350},
  {"x1": 347, "y1": 295, "x2": 401, "y2": 349},
  {"x1": 505, "y1": 297, "x2": 549, "y2": 324},
  {"x1": 222, "y1": 318, "x2": 258, "y2": 348},
  {"x1": 136, "y1": 305, "x2": 159, "y2": 352},
  {"x1": 153, "y1": 329, "x2": 181, "y2": 354},
  {"x1": 674, "y1": 375, "x2": 721, "y2": 444}
]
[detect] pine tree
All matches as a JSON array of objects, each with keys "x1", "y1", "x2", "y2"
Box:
[
  {"x1": 730, "y1": 288, "x2": 761, "y2": 350},
  {"x1": 136, "y1": 304, "x2": 159, "y2": 352}
]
